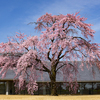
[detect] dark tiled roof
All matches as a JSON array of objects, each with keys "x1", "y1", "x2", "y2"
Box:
[{"x1": 0, "y1": 61, "x2": 100, "y2": 82}]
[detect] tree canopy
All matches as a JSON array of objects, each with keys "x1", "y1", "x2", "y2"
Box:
[{"x1": 0, "y1": 12, "x2": 100, "y2": 95}]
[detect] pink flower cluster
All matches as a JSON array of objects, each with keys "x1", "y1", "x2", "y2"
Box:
[{"x1": 0, "y1": 12, "x2": 99, "y2": 94}]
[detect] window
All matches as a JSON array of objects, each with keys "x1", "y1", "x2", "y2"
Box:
[{"x1": 0, "y1": 82, "x2": 6, "y2": 94}]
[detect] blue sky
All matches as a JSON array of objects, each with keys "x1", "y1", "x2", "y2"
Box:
[{"x1": 0, "y1": 0, "x2": 100, "y2": 43}]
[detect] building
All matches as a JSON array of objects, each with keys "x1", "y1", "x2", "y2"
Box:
[{"x1": 0, "y1": 61, "x2": 100, "y2": 95}]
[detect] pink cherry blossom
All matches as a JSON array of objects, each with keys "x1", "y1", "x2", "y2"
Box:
[{"x1": 0, "y1": 12, "x2": 99, "y2": 95}]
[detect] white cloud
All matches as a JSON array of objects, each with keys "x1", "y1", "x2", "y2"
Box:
[
  {"x1": 24, "y1": 0, "x2": 100, "y2": 23},
  {"x1": 92, "y1": 23, "x2": 100, "y2": 32},
  {"x1": 21, "y1": 0, "x2": 100, "y2": 43}
]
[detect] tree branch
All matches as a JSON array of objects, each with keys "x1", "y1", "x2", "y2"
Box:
[
  {"x1": 35, "y1": 57, "x2": 51, "y2": 73},
  {"x1": 74, "y1": 48, "x2": 87, "y2": 57},
  {"x1": 72, "y1": 36, "x2": 91, "y2": 48},
  {"x1": 59, "y1": 45, "x2": 77, "y2": 59},
  {"x1": 56, "y1": 63, "x2": 66, "y2": 72},
  {"x1": 47, "y1": 48, "x2": 51, "y2": 61},
  {"x1": 35, "y1": 68, "x2": 48, "y2": 72}
]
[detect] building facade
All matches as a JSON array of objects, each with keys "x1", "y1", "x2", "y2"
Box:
[{"x1": 0, "y1": 61, "x2": 100, "y2": 95}]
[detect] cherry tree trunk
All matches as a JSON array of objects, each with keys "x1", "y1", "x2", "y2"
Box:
[{"x1": 50, "y1": 65, "x2": 58, "y2": 96}]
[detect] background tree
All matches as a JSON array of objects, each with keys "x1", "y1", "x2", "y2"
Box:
[{"x1": 0, "y1": 12, "x2": 100, "y2": 95}]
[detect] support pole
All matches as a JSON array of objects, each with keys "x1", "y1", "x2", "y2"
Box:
[
  {"x1": 6, "y1": 81, "x2": 9, "y2": 95},
  {"x1": 43, "y1": 84, "x2": 46, "y2": 95},
  {"x1": 80, "y1": 83, "x2": 82, "y2": 95}
]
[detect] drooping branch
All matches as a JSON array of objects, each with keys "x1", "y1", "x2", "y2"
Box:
[
  {"x1": 59, "y1": 45, "x2": 78, "y2": 60},
  {"x1": 74, "y1": 48, "x2": 87, "y2": 58},
  {"x1": 56, "y1": 62, "x2": 76, "y2": 72},
  {"x1": 72, "y1": 36, "x2": 91, "y2": 48},
  {"x1": 35, "y1": 68, "x2": 48, "y2": 72},
  {"x1": 14, "y1": 38, "x2": 29, "y2": 52},
  {"x1": 35, "y1": 56, "x2": 51, "y2": 73},
  {"x1": 56, "y1": 63, "x2": 66, "y2": 72},
  {"x1": 33, "y1": 61, "x2": 49, "y2": 72}
]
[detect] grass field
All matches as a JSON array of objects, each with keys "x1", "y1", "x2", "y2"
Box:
[{"x1": 0, "y1": 95, "x2": 100, "y2": 100}]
